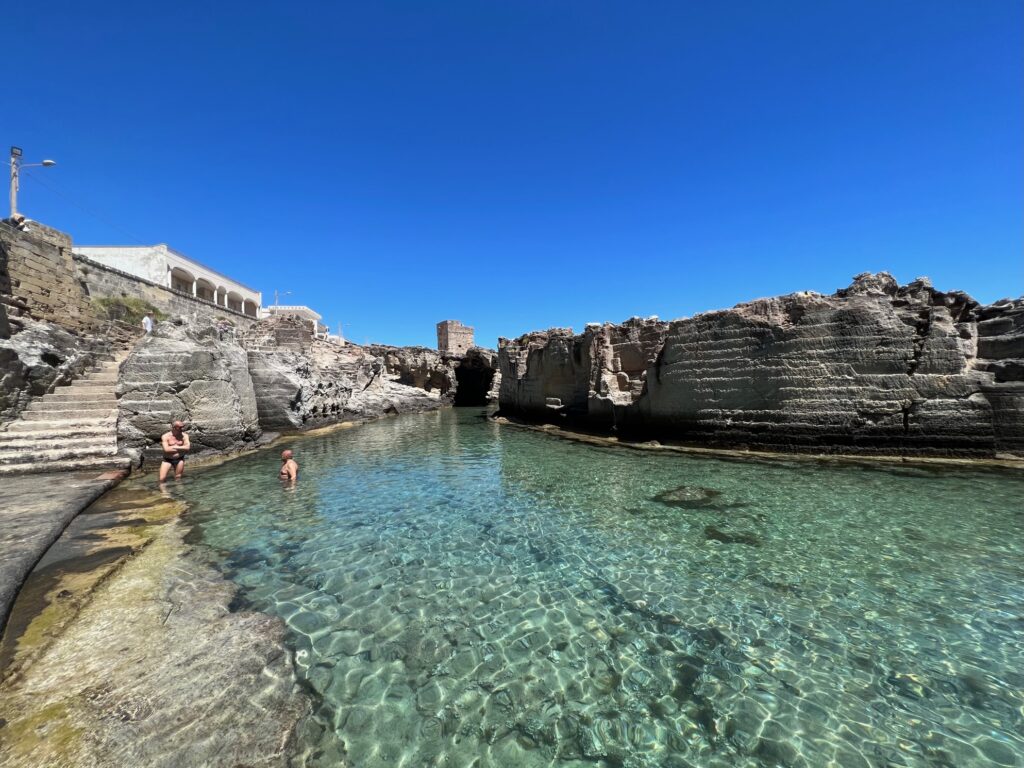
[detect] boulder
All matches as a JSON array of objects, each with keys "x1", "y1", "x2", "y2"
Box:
[{"x1": 117, "y1": 317, "x2": 260, "y2": 455}]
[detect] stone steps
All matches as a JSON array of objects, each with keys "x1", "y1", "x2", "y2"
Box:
[
  {"x1": 0, "y1": 428, "x2": 114, "y2": 445},
  {"x1": 0, "y1": 455, "x2": 131, "y2": 477},
  {"x1": 4, "y1": 416, "x2": 117, "y2": 432},
  {"x1": 0, "y1": 443, "x2": 117, "y2": 464},
  {"x1": 19, "y1": 409, "x2": 118, "y2": 421},
  {"x1": 79, "y1": 373, "x2": 120, "y2": 384},
  {"x1": 0, "y1": 350, "x2": 130, "y2": 474},
  {"x1": 26, "y1": 393, "x2": 117, "y2": 406}
]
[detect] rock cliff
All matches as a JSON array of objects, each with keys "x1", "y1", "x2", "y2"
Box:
[
  {"x1": 367, "y1": 344, "x2": 502, "y2": 406},
  {"x1": 498, "y1": 274, "x2": 1024, "y2": 458},
  {"x1": 244, "y1": 317, "x2": 446, "y2": 430},
  {"x1": 366, "y1": 344, "x2": 457, "y2": 396},
  {"x1": 116, "y1": 319, "x2": 261, "y2": 460},
  {"x1": 0, "y1": 318, "x2": 118, "y2": 422}
]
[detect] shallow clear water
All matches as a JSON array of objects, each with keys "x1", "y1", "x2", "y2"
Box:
[{"x1": 177, "y1": 408, "x2": 1024, "y2": 768}]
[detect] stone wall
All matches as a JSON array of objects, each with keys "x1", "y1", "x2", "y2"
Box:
[
  {"x1": 0, "y1": 219, "x2": 99, "y2": 333},
  {"x1": 498, "y1": 274, "x2": 1024, "y2": 458},
  {"x1": 74, "y1": 256, "x2": 257, "y2": 331}
]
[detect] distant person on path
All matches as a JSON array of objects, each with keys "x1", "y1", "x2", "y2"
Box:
[
  {"x1": 159, "y1": 420, "x2": 191, "y2": 482},
  {"x1": 279, "y1": 449, "x2": 298, "y2": 483},
  {"x1": 142, "y1": 312, "x2": 155, "y2": 334}
]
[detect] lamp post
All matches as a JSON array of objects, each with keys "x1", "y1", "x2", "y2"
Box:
[
  {"x1": 273, "y1": 290, "x2": 291, "y2": 306},
  {"x1": 9, "y1": 147, "x2": 56, "y2": 219}
]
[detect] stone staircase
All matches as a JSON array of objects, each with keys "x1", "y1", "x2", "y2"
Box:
[{"x1": 0, "y1": 351, "x2": 132, "y2": 476}]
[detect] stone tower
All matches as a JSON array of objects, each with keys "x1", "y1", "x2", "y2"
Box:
[{"x1": 437, "y1": 319, "x2": 474, "y2": 355}]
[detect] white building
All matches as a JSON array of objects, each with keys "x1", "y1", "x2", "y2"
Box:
[
  {"x1": 74, "y1": 244, "x2": 261, "y2": 317},
  {"x1": 263, "y1": 305, "x2": 329, "y2": 337}
]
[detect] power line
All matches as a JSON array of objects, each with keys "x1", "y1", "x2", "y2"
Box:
[{"x1": 20, "y1": 168, "x2": 149, "y2": 245}]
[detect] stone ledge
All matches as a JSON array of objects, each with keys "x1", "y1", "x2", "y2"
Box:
[{"x1": 0, "y1": 469, "x2": 128, "y2": 635}]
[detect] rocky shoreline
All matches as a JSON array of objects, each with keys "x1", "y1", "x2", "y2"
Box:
[
  {"x1": 491, "y1": 413, "x2": 1024, "y2": 472},
  {"x1": 0, "y1": 475, "x2": 317, "y2": 767},
  {"x1": 498, "y1": 273, "x2": 1024, "y2": 458}
]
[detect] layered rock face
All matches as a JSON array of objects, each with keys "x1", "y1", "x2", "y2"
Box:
[
  {"x1": 499, "y1": 274, "x2": 1024, "y2": 457},
  {"x1": 367, "y1": 344, "x2": 457, "y2": 396},
  {"x1": 244, "y1": 318, "x2": 445, "y2": 430},
  {"x1": 1, "y1": 219, "x2": 136, "y2": 422},
  {"x1": 117, "y1": 319, "x2": 260, "y2": 459},
  {"x1": 367, "y1": 344, "x2": 502, "y2": 406},
  {"x1": 0, "y1": 318, "x2": 116, "y2": 422}
]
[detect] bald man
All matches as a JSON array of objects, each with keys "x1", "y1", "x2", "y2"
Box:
[
  {"x1": 279, "y1": 449, "x2": 298, "y2": 482},
  {"x1": 159, "y1": 420, "x2": 191, "y2": 481}
]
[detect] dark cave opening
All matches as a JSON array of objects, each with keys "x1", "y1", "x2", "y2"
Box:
[{"x1": 454, "y1": 362, "x2": 494, "y2": 406}]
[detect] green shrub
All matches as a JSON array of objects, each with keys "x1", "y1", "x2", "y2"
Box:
[{"x1": 92, "y1": 296, "x2": 165, "y2": 326}]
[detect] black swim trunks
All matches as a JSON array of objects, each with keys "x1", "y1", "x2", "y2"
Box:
[{"x1": 162, "y1": 455, "x2": 185, "y2": 467}]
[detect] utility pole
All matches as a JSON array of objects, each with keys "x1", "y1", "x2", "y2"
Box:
[
  {"x1": 274, "y1": 289, "x2": 291, "y2": 306},
  {"x1": 8, "y1": 147, "x2": 56, "y2": 219},
  {"x1": 9, "y1": 147, "x2": 21, "y2": 219}
]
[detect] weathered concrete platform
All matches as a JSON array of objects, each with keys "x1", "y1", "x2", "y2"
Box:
[{"x1": 0, "y1": 469, "x2": 126, "y2": 633}]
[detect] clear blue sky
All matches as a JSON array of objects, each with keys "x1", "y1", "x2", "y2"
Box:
[{"x1": 6, "y1": 1, "x2": 1021, "y2": 347}]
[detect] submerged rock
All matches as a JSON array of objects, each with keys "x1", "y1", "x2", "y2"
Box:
[
  {"x1": 652, "y1": 485, "x2": 722, "y2": 508},
  {"x1": 0, "y1": 516, "x2": 309, "y2": 768},
  {"x1": 704, "y1": 526, "x2": 761, "y2": 547}
]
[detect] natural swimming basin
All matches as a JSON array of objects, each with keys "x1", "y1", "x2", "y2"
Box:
[{"x1": 177, "y1": 408, "x2": 1024, "y2": 767}]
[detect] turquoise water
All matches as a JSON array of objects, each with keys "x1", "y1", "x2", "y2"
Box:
[{"x1": 177, "y1": 409, "x2": 1024, "y2": 768}]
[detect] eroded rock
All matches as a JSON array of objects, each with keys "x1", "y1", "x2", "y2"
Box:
[
  {"x1": 0, "y1": 514, "x2": 310, "y2": 768},
  {"x1": 0, "y1": 318, "x2": 114, "y2": 422},
  {"x1": 117, "y1": 317, "x2": 260, "y2": 456},
  {"x1": 498, "y1": 275, "x2": 1024, "y2": 457},
  {"x1": 244, "y1": 317, "x2": 449, "y2": 430}
]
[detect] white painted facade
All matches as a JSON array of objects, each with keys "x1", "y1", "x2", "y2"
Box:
[{"x1": 74, "y1": 244, "x2": 261, "y2": 317}]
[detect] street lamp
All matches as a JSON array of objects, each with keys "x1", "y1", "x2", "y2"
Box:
[{"x1": 9, "y1": 146, "x2": 57, "y2": 219}]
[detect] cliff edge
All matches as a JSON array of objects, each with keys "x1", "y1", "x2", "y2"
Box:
[{"x1": 498, "y1": 273, "x2": 1024, "y2": 458}]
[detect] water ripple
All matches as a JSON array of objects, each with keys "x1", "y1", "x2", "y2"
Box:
[{"x1": 176, "y1": 409, "x2": 1024, "y2": 767}]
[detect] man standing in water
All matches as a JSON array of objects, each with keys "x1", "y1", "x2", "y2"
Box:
[
  {"x1": 279, "y1": 449, "x2": 298, "y2": 482},
  {"x1": 159, "y1": 420, "x2": 191, "y2": 482}
]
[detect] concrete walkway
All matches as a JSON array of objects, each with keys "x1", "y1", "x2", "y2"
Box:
[{"x1": 0, "y1": 469, "x2": 126, "y2": 633}]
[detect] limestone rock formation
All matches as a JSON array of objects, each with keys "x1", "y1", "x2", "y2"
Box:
[
  {"x1": 367, "y1": 344, "x2": 502, "y2": 406},
  {"x1": 117, "y1": 318, "x2": 260, "y2": 459},
  {"x1": 367, "y1": 344, "x2": 457, "y2": 396},
  {"x1": 498, "y1": 274, "x2": 1024, "y2": 458},
  {"x1": 0, "y1": 318, "x2": 114, "y2": 422},
  {"x1": 243, "y1": 317, "x2": 446, "y2": 430},
  {"x1": 455, "y1": 347, "x2": 502, "y2": 406}
]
